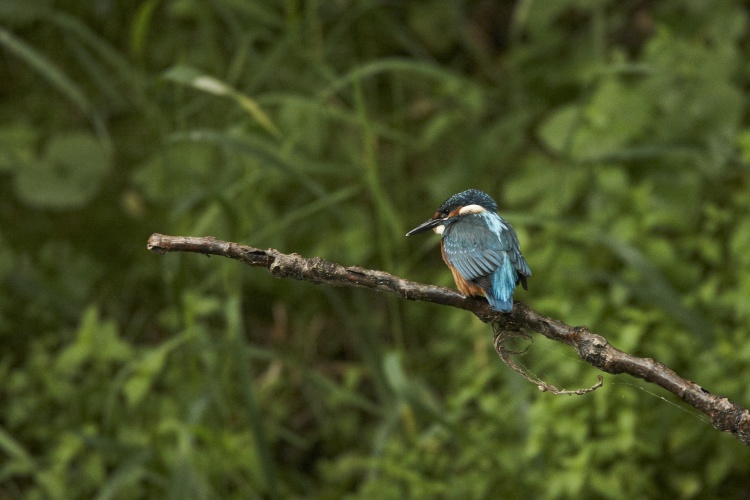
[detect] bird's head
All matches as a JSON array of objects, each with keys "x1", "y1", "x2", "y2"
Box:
[{"x1": 406, "y1": 189, "x2": 499, "y2": 236}]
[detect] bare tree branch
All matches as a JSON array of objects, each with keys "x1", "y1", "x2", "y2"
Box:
[{"x1": 147, "y1": 233, "x2": 750, "y2": 446}]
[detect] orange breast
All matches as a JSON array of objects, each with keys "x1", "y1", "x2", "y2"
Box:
[{"x1": 440, "y1": 240, "x2": 485, "y2": 298}]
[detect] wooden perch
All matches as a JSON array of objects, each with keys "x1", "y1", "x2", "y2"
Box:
[{"x1": 147, "y1": 233, "x2": 750, "y2": 446}]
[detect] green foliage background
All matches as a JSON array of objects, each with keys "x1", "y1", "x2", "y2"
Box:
[{"x1": 2, "y1": 0, "x2": 750, "y2": 498}]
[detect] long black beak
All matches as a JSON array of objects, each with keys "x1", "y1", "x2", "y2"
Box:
[{"x1": 406, "y1": 218, "x2": 445, "y2": 236}]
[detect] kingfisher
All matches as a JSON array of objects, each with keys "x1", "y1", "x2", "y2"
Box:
[{"x1": 406, "y1": 189, "x2": 531, "y2": 313}]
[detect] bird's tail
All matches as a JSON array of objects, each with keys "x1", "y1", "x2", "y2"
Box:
[
  {"x1": 485, "y1": 293, "x2": 513, "y2": 313},
  {"x1": 485, "y1": 258, "x2": 518, "y2": 313}
]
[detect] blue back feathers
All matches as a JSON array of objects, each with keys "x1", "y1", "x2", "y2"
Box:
[{"x1": 441, "y1": 207, "x2": 531, "y2": 313}]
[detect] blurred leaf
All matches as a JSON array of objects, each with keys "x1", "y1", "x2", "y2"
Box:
[
  {"x1": 130, "y1": 0, "x2": 161, "y2": 58},
  {"x1": 0, "y1": 0, "x2": 49, "y2": 26},
  {"x1": 167, "y1": 129, "x2": 328, "y2": 198},
  {"x1": 537, "y1": 104, "x2": 580, "y2": 155},
  {"x1": 13, "y1": 131, "x2": 111, "y2": 209},
  {"x1": 0, "y1": 425, "x2": 35, "y2": 478},
  {"x1": 602, "y1": 237, "x2": 714, "y2": 342},
  {"x1": 163, "y1": 65, "x2": 280, "y2": 137},
  {"x1": 122, "y1": 336, "x2": 186, "y2": 407},
  {"x1": 94, "y1": 450, "x2": 151, "y2": 500},
  {"x1": 0, "y1": 26, "x2": 108, "y2": 140},
  {"x1": 0, "y1": 124, "x2": 39, "y2": 173},
  {"x1": 538, "y1": 78, "x2": 652, "y2": 161},
  {"x1": 56, "y1": 307, "x2": 131, "y2": 374},
  {"x1": 322, "y1": 57, "x2": 482, "y2": 107}
]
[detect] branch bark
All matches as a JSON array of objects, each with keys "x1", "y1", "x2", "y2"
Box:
[{"x1": 147, "y1": 233, "x2": 750, "y2": 446}]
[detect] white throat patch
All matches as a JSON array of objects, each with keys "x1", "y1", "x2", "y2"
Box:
[
  {"x1": 458, "y1": 204, "x2": 486, "y2": 215},
  {"x1": 432, "y1": 225, "x2": 445, "y2": 235}
]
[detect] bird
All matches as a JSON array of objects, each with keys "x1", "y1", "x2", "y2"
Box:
[{"x1": 406, "y1": 189, "x2": 531, "y2": 313}]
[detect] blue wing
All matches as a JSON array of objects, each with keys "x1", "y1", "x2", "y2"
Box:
[{"x1": 442, "y1": 212, "x2": 531, "y2": 312}]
